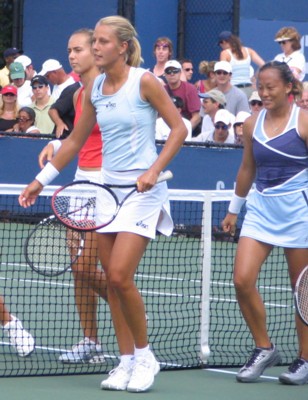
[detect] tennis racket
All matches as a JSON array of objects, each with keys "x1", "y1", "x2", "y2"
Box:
[
  {"x1": 24, "y1": 215, "x2": 85, "y2": 277},
  {"x1": 51, "y1": 170, "x2": 173, "y2": 232},
  {"x1": 294, "y1": 265, "x2": 308, "y2": 326}
]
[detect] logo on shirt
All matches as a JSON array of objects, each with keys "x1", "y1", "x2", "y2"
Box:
[{"x1": 102, "y1": 101, "x2": 116, "y2": 110}]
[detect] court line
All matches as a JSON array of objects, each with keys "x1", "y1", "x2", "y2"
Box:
[{"x1": 204, "y1": 367, "x2": 279, "y2": 381}]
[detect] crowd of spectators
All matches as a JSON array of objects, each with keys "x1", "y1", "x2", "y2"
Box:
[{"x1": 0, "y1": 25, "x2": 307, "y2": 144}]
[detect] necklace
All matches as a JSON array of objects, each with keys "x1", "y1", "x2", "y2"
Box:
[{"x1": 266, "y1": 106, "x2": 291, "y2": 134}]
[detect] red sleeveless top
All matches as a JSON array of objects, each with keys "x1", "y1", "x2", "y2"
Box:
[{"x1": 75, "y1": 87, "x2": 102, "y2": 168}]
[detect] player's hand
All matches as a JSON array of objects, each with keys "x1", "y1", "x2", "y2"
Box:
[
  {"x1": 136, "y1": 170, "x2": 159, "y2": 192},
  {"x1": 221, "y1": 213, "x2": 238, "y2": 237},
  {"x1": 39, "y1": 143, "x2": 55, "y2": 168},
  {"x1": 19, "y1": 180, "x2": 43, "y2": 208}
]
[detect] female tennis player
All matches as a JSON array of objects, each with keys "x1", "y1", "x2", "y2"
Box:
[
  {"x1": 39, "y1": 28, "x2": 107, "y2": 364},
  {"x1": 222, "y1": 61, "x2": 308, "y2": 385},
  {"x1": 19, "y1": 16, "x2": 187, "y2": 392}
]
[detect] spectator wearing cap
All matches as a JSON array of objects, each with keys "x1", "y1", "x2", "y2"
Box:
[
  {"x1": 214, "y1": 61, "x2": 250, "y2": 116},
  {"x1": 0, "y1": 47, "x2": 22, "y2": 88},
  {"x1": 155, "y1": 96, "x2": 192, "y2": 142},
  {"x1": 9, "y1": 61, "x2": 33, "y2": 107},
  {"x1": 193, "y1": 89, "x2": 235, "y2": 142},
  {"x1": 218, "y1": 31, "x2": 265, "y2": 98},
  {"x1": 273, "y1": 26, "x2": 306, "y2": 81},
  {"x1": 164, "y1": 59, "x2": 201, "y2": 133},
  {"x1": 0, "y1": 85, "x2": 19, "y2": 132},
  {"x1": 204, "y1": 109, "x2": 235, "y2": 144},
  {"x1": 39, "y1": 59, "x2": 75, "y2": 100},
  {"x1": 15, "y1": 55, "x2": 37, "y2": 81},
  {"x1": 233, "y1": 111, "x2": 251, "y2": 145},
  {"x1": 12, "y1": 106, "x2": 40, "y2": 134},
  {"x1": 30, "y1": 75, "x2": 55, "y2": 134},
  {"x1": 249, "y1": 91, "x2": 263, "y2": 114}
]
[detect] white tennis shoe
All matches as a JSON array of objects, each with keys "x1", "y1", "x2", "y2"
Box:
[
  {"x1": 127, "y1": 351, "x2": 160, "y2": 392},
  {"x1": 58, "y1": 337, "x2": 104, "y2": 363},
  {"x1": 279, "y1": 358, "x2": 308, "y2": 385},
  {"x1": 3, "y1": 315, "x2": 35, "y2": 357},
  {"x1": 101, "y1": 362, "x2": 133, "y2": 391}
]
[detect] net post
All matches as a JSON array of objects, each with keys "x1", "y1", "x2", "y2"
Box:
[{"x1": 199, "y1": 190, "x2": 212, "y2": 363}]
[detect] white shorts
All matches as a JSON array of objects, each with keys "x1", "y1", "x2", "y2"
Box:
[{"x1": 96, "y1": 169, "x2": 173, "y2": 239}]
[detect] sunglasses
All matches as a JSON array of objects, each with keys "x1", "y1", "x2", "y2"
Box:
[
  {"x1": 32, "y1": 84, "x2": 45, "y2": 90},
  {"x1": 234, "y1": 123, "x2": 244, "y2": 128},
  {"x1": 155, "y1": 43, "x2": 169, "y2": 49},
  {"x1": 165, "y1": 69, "x2": 181, "y2": 75},
  {"x1": 2, "y1": 92, "x2": 16, "y2": 97},
  {"x1": 17, "y1": 117, "x2": 31, "y2": 123},
  {"x1": 184, "y1": 68, "x2": 193, "y2": 72},
  {"x1": 215, "y1": 70, "x2": 229, "y2": 75},
  {"x1": 250, "y1": 100, "x2": 263, "y2": 106},
  {"x1": 214, "y1": 123, "x2": 228, "y2": 130},
  {"x1": 279, "y1": 40, "x2": 290, "y2": 45}
]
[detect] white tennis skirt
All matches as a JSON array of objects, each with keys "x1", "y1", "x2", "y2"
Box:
[
  {"x1": 74, "y1": 167, "x2": 101, "y2": 183},
  {"x1": 240, "y1": 189, "x2": 308, "y2": 248},
  {"x1": 96, "y1": 169, "x2": 173, "y2": 239}
]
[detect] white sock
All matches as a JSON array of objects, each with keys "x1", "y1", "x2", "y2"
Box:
[
  {"x1": 134, "y1": 345, "x2": 150, "y2": 358},
  {"x1": 120, "y1": 354, "x2": 134, "y2": 369}
]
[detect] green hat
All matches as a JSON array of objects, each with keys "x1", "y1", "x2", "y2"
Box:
[{"x1": 9, "y1": 62, "x2": 25, "y2": 80}]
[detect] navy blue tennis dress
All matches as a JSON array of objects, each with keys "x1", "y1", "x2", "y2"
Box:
[{"x1": 240, "y1": 104, "x2": 308, "y2": 247}]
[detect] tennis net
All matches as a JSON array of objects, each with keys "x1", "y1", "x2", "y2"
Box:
[{"x1": 0, "y1": 184, "x2": 297, "y2": 377}]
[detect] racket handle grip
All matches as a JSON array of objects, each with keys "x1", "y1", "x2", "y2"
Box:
[{"x1": 157, "y1": 170, "x2": 173, "y2": 183}]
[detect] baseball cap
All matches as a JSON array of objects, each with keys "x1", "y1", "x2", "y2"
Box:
[
  {"x1": 31, "y1": 75, "x2": 49, "y2": 87},
  {"x1": 171, "y1": 96, "x2": 184, "y2": 108},
  {"x1": 234, "y1": 111, "x2": 251, "y2": 125},
  {"x1": 218, "y1": 31, "x2": 232, "y2": 43},
  {"x1": 164, "y1": 60, "x2": 182, "y2": 72},
  {"x1": 214, "y1": 109, "x2": 231, "y2": 125},
  {"x1": 198, "y1": 89, "x2": 226, "y2": 106},
  {"x1": 9, "y1": 62, "x2": 25, "y2": 80},
  {"x1": 15, "y1": 55, "x2": 32, "y2": 69},
  {"x1": 249, "y1": 91, "x2": 262, "y2": 103},
  {"x1": 214, "y1": 61, "x2": 232, "y2": 74},
  {"x1": 3, "y1": 47, "x2": 22, "y2": 58},
  {"x1": 1, "y1": 85, "x2": 17, "y2": 96},
  {"x1": 39, "y1": 59, "x2": 62, "y2": 76}
]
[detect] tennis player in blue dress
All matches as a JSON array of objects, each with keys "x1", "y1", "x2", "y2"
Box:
[
  {"x1": 222, "y1": 61, "x2": 308, "y2": 385},
  {"x1": 19, "y1": 16, "x2": 187, "y2": 393}
]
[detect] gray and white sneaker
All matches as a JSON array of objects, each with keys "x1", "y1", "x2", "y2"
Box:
[
  {"x1": 59, "y1": 337, "x2": 104, "y2": 364},
  {"x1": 127, "y1": 351, "x2": 160, "y2": 392},
  {"x1": 3, "y1": 315, "x2": 35, "y2": 357},
  {"x1": 279, "y1": 358, "x2": 308, "y2": 385},
  {"x1": 236, "y1": 345, "x2": 281, "y2": 383},
  {"x1": 101, "y1": 362, "x2": 133, "y2": 391}
]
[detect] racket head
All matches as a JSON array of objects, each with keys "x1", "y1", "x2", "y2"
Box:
[
  {"x1": 51, "y1": 180, "x2": 119, "y2": 232},
  {"x1": 24, "y1": 215, "x2": 85, "y2": 277},
  {"x1": 294, "y1": 265, "x2": 308, "y2": 326}
]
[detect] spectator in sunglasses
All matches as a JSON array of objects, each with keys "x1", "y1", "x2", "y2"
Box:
[
  {"x1": 164, "y1": 60, "x2": 201, "y2": 133},
  {"x1": 12, "y1": 106, "x2": 40, "y2": 134},
  {"x1": 199, "y1": 109, "x2": 234, "y2": 144},
  {"x1": 214, "y1": 61, "x2": 250, "y2": 116},
  {"x1": 0, "y1": 85, "x2": 19, "y2": 132},
  {"x1": 30, "y1": 75, "x2": 55, "y2": 134},
  {"x1": 233, "y1": 111, "x2": 251, "y2": 145},
  {"x1": 248, "y1": 91, "x2": 263, "y2": 114},
  {"x1": 195, "y1": 60, "x2": 217, "y2": 94},
  {"x1": 180, "y1": 58, "x2": 194, "y2": 82},
  {"x1": 273, "y1": 26, "x2": 306, "y2": 81}
]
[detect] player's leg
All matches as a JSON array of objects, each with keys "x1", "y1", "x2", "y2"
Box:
[
  {"x1": 234, "y1": 237, "x2": 281, "y2": 382},
  {"x1": 279, "y1": 248, "x2": 308, "y2": 385},
  {"x1": 99, "y1": 232, "x2": 159, "y2": 392}
]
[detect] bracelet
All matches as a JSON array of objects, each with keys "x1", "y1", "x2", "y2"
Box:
[
  {"x1": 50, "y1": 139, "x2": 62, "y2": 155},
  {"x1": 35, "y1": 163, "x2": 59, "y2": 187},
  {"x1": 228, "y1": 193, "x2": 246, "y2": 214}
]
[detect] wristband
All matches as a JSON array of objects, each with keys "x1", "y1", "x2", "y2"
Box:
[
  {"x1": 228, "y1": 193, "x2": 246, "y2": 214},
  {"x1": 50, "y1": 139, "x2": 62, "y2": 155},
  {"x1": 35, "y1": 163, "x2": 59, "y2": 187}
]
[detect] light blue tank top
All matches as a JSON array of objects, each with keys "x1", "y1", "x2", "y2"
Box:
[
  {"x1": 228, "y1": 48, "x2": 251, "y2": 85},
  {"x1": 253, "y1": 104, "x2": 308, "y2": 195},
  {"x1": 91, "y1": 67, "x2": 158, "y2": 171}
]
